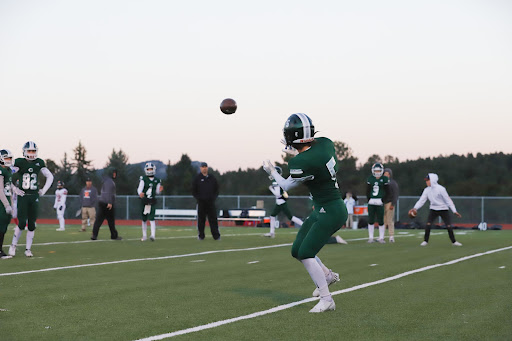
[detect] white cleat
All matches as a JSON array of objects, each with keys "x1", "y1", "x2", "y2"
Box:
[
  {"x1": 313, "y1": 271, "x2": 340, "y2": 297},
  {"x1": 263, "y1": 233, "x2": 275, "y2": 238},
  {"x1": 452, "y1": 241, "x2": 463, "y2": 246},
  {"x1": 309, "y1": 299, "x2": 336, "y2": 313},
  {"x1": 56, "y1": 228, "x2": 65, "y2": 231},
  {"x1": 335, "y1": 235, "x2": 348, "y2": 244},
  {"x1": 8, "y1": 245, "x2": 16, "y2": 257},
  {"x1": 150, "y1": 236, "x2": 155, "y2": 242},
  {"x1": 420, "y1": 241, "x2": 428, "y2": 246},
  {"x1": 141, "y1": 237, "x2": 147, "y2": 241},
  {"x1": 378, "y1": 238, "x2": 386, "y2": 244},
  {"x1": 389, "y1": 236, "x2": 395, "y2": 243},
  {"x1": 367, "y1": 239, "x2": 375, "y2": 243},
  {"x1": 25, "y1": 249, "x2": 33, "y2": 257}
]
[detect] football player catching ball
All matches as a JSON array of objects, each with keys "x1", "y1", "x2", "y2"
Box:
[{"x1": 263, "y1": 113, "x2": 348, "y2": 313}]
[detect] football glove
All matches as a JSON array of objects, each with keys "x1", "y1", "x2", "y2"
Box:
[{"x1": 262, "y1": 160, "x2": 277, "y2": 177}]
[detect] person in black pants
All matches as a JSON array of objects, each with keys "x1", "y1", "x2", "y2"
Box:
[
  {"x1": 91, "y1": 168, "x2": 122, "y2": 241},
  {"x1": 192, "y1": 162, "x2": 220, "y2": 240}
]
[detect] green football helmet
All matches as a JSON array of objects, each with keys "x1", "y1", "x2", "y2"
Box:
[
  {"x1": 283, "y1": 113, "x2": 315, "y2": 147},
  {"x1": 23, "y1": 141, "x2": 38, "y2": 160},
  {"x1": 144, "y1": 162, "x2": 156, "y2": 176},
  {"x1": 372, "y1": 163, "x2": 384, "y2": 178},
  {"x1": 0, "y1": 149, "x2": 13, "y2": 167}
]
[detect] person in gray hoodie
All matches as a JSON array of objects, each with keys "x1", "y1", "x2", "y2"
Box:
[
  {"x1": 91, "y1": 168, "x2": 122, "y2": 240},
  {"x1": 383, "y1": 168, "x2": 399, "y2": 242},
  {"x1": 409, "y1": 173, "x2": 462, "y2": 246}
]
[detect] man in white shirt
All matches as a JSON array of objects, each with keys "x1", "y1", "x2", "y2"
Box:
[
  {"x1": 343, "y1": 192, "x2": 356, "y2": 229},
  {"x1": 54, "y1": 181, "x2": 68, "y2": 231},
  {"x1": 409, "y1": 173, "x2": 462, "y2": 246}
]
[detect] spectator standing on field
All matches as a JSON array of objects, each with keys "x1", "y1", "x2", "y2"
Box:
[
  {"x1": 383, "y1": 168, "x2": 399, "y2": 242},
  {"x1": 410, "y1": 173, "x2": 462, "y2": 247},
  {"x1": 343, "y1": 192, "x2": 356, "y2": 229},
  {"x1": 192, "y1": 162, "x2": 220, "y2": 241},
  {"x1": 79, "y1": 177, "x2": 97, "y2": 232},
  {"x1": 91, "y1": 168, "x2": 122, "y2": 240}
]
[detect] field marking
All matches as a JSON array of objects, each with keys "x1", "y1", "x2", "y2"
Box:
[
  {"x1": 134, "y1": 245, "x2": 512, "y2": 341},
  {"x1": 247, "y1": 261, "x2": 260, "y2": 264},
  {"x1": 0, "y1": 234, "x2": 417, "y2": 277},
  {"x1": 14, "y1": 232, "x2": 417, "y2": 247},
  {"x1": 0, "y1": 244, "x2": 292, "y2": 277}
]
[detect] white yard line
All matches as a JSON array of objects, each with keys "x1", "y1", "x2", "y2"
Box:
[
  {"x1": 0, "y1": 234, "x2": 417, "y2": 277},
  {"x1": 134, "y1": 245, "x2": 512, "y2": 341}
]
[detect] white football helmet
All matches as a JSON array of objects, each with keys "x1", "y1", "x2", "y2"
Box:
[
  {"x1": 371, "y1": 163, "x2": 384, "y2": 178},
  {"x1": 0, "y1": 149, "x2": 13, "y2": 167},
  {"x1": 23, "y1": 141, "x2": 38, "y2": 160},
  {"x1": 144, "y1": 162, "x2": 156, "y2": 176}
]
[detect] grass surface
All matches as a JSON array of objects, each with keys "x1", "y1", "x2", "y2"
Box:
[{"x1": 1, "y1": 224, "x2": 511, "y2": 341}]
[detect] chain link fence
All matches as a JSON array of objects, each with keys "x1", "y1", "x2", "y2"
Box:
[{"x1": 37, "y1": 195, "x2": 512, "y2": 225}]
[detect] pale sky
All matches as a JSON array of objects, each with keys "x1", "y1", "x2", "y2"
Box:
[{"x1": 1, "y1": 0, "x2": 511, "y2": 172}]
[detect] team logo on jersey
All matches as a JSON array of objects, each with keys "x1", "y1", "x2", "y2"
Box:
[
  {"x1": 319, "y1": 207, "x2": 326, "y2": 213},
  {"x1": 36, "y1": 163, "x2": 40, "y2": 166},
  {"x1": 28, "y1": 168, "x2": 33, "y2": 172}
]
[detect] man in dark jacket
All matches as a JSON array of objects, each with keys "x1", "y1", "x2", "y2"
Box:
[
  {"x1": 192, "y1": 162, "x2": 220, "y2": 240},
  {"x1": 91, "y1": 168, "x2": 122, "y2": 240},
  {"x1": 383, "y1": 168, "x2": 399, "y2": 242}
]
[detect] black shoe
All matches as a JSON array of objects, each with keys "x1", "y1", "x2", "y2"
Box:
[
  {"x1": 90, "y1": 236, "x2": 97, "y2": 240},
  {"x1": 214, "y1": 236, "x2": 221, "y2": 241},
  {"x1": 0, "y1": 250, "x2": 11, "y2": 259},
  {"x1": 112, "y1": 236, "x2": 123, "y2": 240},
  {"x1": 198, "y1": 236, "x2": 205, "y2": 241},
  {"x1": 149, "y1": 237, "x2": 155, "y2": 242}
]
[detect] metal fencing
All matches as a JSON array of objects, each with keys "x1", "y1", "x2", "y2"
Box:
[{"x1": 38, "y1": 195, "x2": 512, "y2": 225}]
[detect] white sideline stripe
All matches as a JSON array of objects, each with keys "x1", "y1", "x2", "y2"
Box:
[
  {"x1": 16, "y1": 232, "x2": 298, "y2": 247},
  {"x1": 134, "y1": 245, "x2": 512, "y2": 341},
  {"x1": 0, "y1": 244, "x2": 292, "y2": 277},
  {"x1": 17, "y1": 232, "x2": 416, "y2": 247},
  {"x1": 1, "y1": 234, "x2": 417, "y2": 277}
]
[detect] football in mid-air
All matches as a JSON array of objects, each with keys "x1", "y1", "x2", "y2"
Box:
[
  {"x1": 220, "y1": 98, "x2": 237, "y2": 115},
  {"x1": 408, "y1": 208, "x2": 417, "y2": 218}
]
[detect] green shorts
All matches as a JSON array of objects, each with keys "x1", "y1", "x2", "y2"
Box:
[
  {"x1": 0, "y1": 201, "x2": 12, "y2": 234},
  {"x1": 270, "y1": 202, "x2": 292, "y2": 220},
  {"x1": 368, "y1": 204, "x2": 384, "y2": 225},
  {"x1": 291, "y1": 199, "x2": 347, "y2": 260},
  {"x1": 18, "y1": 194, "x2": 39, "y2": 231},
  {"x1": 141, "y1": 202, "x2": 156, "y2": 222}
]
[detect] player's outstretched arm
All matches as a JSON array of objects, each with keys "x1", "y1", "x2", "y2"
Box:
[
  {"x1": 39, "y1": 167, "x2": 54, "y2": 196},
  {"x1": 262, "y1": 160, "x2": 312, "y2": 192}
]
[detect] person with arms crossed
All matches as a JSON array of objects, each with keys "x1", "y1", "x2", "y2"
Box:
[
  {"x1": 79, "y1": 177, "x2": 98, "y2": 232},
  {"x1": 54, "y1": 180, "x2": 68, "y2": 231},
  {"x1": 137, "y1": 162, "x2": 163, "y2": 241},
  {"x1": 409, "y1": 173, "x2": 462, "y2": 246},
  {"x1": 383, "y1": 168, "x2": 399, "y2": 242},
  {"x1": 263, "y1": 113, "x2": 348, "y2": 313},
  {"x1": 9, "y1": 142, "x2": 53, "y2": 257},
  {"x1": 344, "y1": 192, "x2": 356, "y2": 229},
  {"x1": 265, "y1": 166, "x2": 303, "y2": 238},
  {"x1": 366, "y1": 163, "x2": 389, "y2": 244}
]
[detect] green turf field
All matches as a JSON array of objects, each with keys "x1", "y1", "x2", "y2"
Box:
[{"x1": 1, "y1": 225, "x2": 511, "y2": 341}]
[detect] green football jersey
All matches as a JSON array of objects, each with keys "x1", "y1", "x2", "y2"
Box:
[
  {"x1": 14, "y1": 158, "x2": 46, "y2": 195},
  {"x1": 367, "y1": 175, "x2": 389, "y2": 199},
  {"x1": 0, "y1": 166, "x2": 12, "y2": 197},
  {"x1": 288, "y1": 137, "x2": 341, "y2": 205},
  {"x1": 140, "y1": 175, "x2": 161, "y2": 200}
]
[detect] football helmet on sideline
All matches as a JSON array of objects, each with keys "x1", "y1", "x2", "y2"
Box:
[
  {"x1": 372, "y1": 163, "x2": 384, "y2": 178},
  {"x1": 0, "y1": 149, "x2": 13, "y2": 167},
  {"x1": 144, "y1": 162, "x2": 156, "y2": 176},
  {"x1": 23, "y1": 141, "x2": 38, "y2": 160}
]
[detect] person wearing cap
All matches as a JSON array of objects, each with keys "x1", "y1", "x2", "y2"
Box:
[
  {"x1": 192, "y1": 162, "x2": 220, "y2": 240},
  {"x1": 409, "y1": 173, "x2": 462, "y2": 246},
  {"x1": 91, "y1": 168, "x2": 122, "y2": 240},
  {"x1": 79, "y1": 177, "x2": 98, "y2": 232}
]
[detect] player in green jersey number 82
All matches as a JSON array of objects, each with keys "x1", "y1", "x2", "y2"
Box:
[
  {"x1": 8, "y1": 142, "x2": 54, "y2": 258},
  {"x1": 263, "y1": 113, "x2": 348, "y2": 313}
]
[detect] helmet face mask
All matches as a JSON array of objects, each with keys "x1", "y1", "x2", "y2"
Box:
[
  {"x1": 23, "y1": 141, "x2": 38, "y2": 161},
  {"x1": 0, "y1": 149, "x2": 13, "y2": 167},
  {"x1": 283, "y1": 113, "x2": 315, "y2": 147},
  {"x1": 372, "y1": 163, "x2": 384, "y2": 178},
  {"x1": 144, "y1": 162, "x2": 156, "y2": 176}
]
